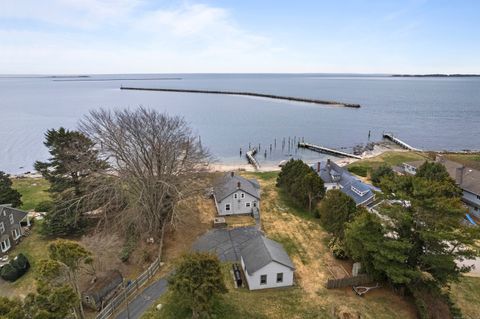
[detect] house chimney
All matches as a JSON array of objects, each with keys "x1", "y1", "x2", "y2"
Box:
[
  {"x1": 317, "y1": 162, "x2": 321, "y2": 173},
  {"x1": 237, "y1": 182, "x2": 241, "y2": 188},
  {"x1": 455, "y1": 166, "x2": 464, "y2": 185},
  {"x1": 231, "y1": 171, "x2": 234, "y2": 177}
]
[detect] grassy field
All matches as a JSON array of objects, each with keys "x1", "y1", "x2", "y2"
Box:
[
  {"x1": 450, "y1": 276, "x2": 480, "y2": 319},
  {"x1": 12, "y1": 177, "x2": 50, "y2": 211},
  {"x1": 347, "y1": 151, "x2": 429, "y2": 178}
]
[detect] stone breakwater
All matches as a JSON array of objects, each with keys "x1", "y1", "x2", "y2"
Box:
[{"x1": 120, "y1": 86, "x2": 361, "y2": 108}]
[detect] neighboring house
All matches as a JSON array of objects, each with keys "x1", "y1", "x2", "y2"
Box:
[
  {"x1": 401, "y1": 157, "x2": 480, "y2": 218},
  {"x1": 82, "y1": 270, "x2": 123, "y2": 310},
  {"x1": 213, "y1": 172, "x2": 260, "y2": 216},
  {"x1": 240, "y1": 236, "x2": 295, "y2": 290},
  {"x1": 0, "y1": 204, "x2": 30, "y2": 256},
  {"x1": 437, "y1": 156, "x2": 480, "y2": 218},
  {"x1": 313, "y1": 160, "x2": 376, "y2": 206}
]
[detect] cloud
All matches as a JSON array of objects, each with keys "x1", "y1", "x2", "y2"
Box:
[{"x1": 0, "y1": 1, "x2": 284, "y2": 73}]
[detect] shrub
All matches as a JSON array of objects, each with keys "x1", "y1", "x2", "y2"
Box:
[
  {"x1": 11, "y1": 253, "x2": 30, "y2": 276},
  {"x1": 328, "y1": 238, "x2": 348, "y2": 260},
  {"x1": 0, "y1": 254, "x2": 30, "y2": 282},
  {"x1": 0, "y1": 263, "x2": 20, "y2": 282},
  {"x1": 35, "y1": 200, "x2": 54, "y2": 213}
]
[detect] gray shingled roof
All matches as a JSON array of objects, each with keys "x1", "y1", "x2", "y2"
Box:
[
  {"x1": 442, "y1": 160, "x2": 480, "y2": 196},
  {"x1": 240, "y1": 236, "x2": 294, "y2": 275},
  {"x1": 213, "y1": 172, "x2": 260, "y2": 201},
  {"x1": 0, "y1": 205, "x2": 27, "y2": 234}
]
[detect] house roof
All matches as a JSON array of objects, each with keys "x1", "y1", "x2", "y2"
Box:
[
  {"x1": 0, "y1": 205, "x2": 27, "y2": 234},
  {"x1": 240, "y1": 236, "x2": 294, "y2": 275},
  {"x1": 213, "y1": 172, "x2": 260, "y2": 201},
  {"x1": 313, "y1": 161, "x2": 375, "y2": 205},
  {"x1": 83, "y1": 270, "x2": 123, "y2": 303},
  {"x1": 441, "y1": 160, "x2": 480, "y2": 196}
]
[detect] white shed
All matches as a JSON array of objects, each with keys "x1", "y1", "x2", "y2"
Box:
[{"x1": 240, "y1": 236, "x2": 295, "y2": 290}]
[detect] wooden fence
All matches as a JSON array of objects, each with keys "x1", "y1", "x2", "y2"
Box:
[{"x1": 325, "y1": 274, "x2": 372, "y2": 289}]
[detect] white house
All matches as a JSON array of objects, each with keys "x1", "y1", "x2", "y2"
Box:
[
  {"x1": 240, "y1": 236, "x2": 295, "y2": 290},
  {"x1": 213, "y1": 172, "x2": 260, "y2": 216},
  {"x1": 402, "y1": 160, "x2": 425, "y2": 175}
]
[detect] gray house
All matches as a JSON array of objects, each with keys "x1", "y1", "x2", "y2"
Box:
[
  {"x1": 240, "y1": 236, "x2": 295, "y2": 290},
  {"x1": 0, "y1": 205, "x2": 29, "y2": 256},
  {"x1": 402, "y1": 157, "x2": 480, "y2": 218},
  {"x1": 313, "y1": 160, "x2": 376, "y2": 207},
  {"x1": 213, "y1": 172, "x2": 260, "y2": 216}
]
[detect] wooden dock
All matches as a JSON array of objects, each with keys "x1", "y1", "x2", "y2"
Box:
[
  {"x1": 298, "y1": 142, "x2": 362, "y2": 159},
  {"x1": 120, "y1": 86, "x2": 361, "y2": 108},
  {"x1": 382, "y1": 133, "x2": 422, "y2": 151},
  {"x1": 246, "y1": 148, "x2": 260, "y2": 170}
]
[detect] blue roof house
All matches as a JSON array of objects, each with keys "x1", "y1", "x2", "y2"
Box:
[{"x1": 312, "y1": 160, "x2": 376, "y2": 207}]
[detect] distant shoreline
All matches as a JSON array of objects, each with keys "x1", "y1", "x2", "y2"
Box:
[
  {"x1": 120, "y1": 86, "x2": 362, "y2": 108},
  {"x1": 392, "y1": 74, "x2": 480, "y2": 77}
]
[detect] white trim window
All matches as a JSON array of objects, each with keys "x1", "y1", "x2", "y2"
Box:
[
  {"x1": 1, "y1": 238, "x2": 11, "y2": 253},
  {"x1": 260, "y1": 274, "x2": 267, "y2": 285},
  {"x1": 245, "y1": 202, "x2": 251, "y2": 208},
  {"x1": 12, "y1": 228, "x2": 21, "y2": 240},
  {"x1": 241, "y1": 193, "x2": 245, "y2": 199},
  {"x1": 234, "y1": 193, "x2": 238, "y2": 199},
  {"x1": 225, "y1": 204, "x2": 231, "y2": 211},
  {"x1": 9, "y1": 214, "x2": 14, "y2": 225},
  {"x1": 277, "y1": 272, "x2": 283, "y2": 283},
  {"x1": 0, "y1": 222, "x2": 4, "y2": 234}
]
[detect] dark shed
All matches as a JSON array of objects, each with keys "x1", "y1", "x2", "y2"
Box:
[{"x1": 82, "y1": 270, "x2": 123, "y2": 310}]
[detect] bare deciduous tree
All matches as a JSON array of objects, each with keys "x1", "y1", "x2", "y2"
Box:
[{"x1": 79, "y1": 107, "x2": 211, "y2": 250}]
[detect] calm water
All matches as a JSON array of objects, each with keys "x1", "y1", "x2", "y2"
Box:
[{"x1": 1, "y1": 74, "x2": 480, "y2": 174}]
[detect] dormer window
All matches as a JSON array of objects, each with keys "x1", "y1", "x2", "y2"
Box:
[{"x1": 351, "y1": 185, "x2": 368, "y2": 197}]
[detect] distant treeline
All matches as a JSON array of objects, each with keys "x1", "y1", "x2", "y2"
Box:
[{"x1": 392, "y1": 74, "x2": 480, "y2": 77}]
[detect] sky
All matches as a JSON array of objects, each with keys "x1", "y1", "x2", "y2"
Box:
[{"x1": 0, "y1": 0, "x2": 479, "y2": 74}]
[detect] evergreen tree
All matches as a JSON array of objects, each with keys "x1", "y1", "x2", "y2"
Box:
[
  {"x1": 34, "y1": 128, "x2": 108, "y2": 235},
  {"x1": 370, "y1": 164, "x2": 394, "y2": 186},
  {"x1": 168, "y1": 253, "x2": 227, "y2": 319},
  {"x1": 318, "y1": 189, "x2": 357, "y2": 242},
  {"x1": 0, "y1": 171, "x2": 22, "y2": 207}
]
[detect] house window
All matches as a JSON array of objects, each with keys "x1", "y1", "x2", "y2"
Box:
[
  {"x1": 234, "y1": 193, "x2": 238, "y2": 199},
  {"x1": 9, "y1": 214, "x2": 14, "y2": 225},
  {"x1": 246, "y1": 202, "x2": 251, "y2": 208},
  {"x1": 0, "y1": 222, "x2": 4, "y2": 233},
  {"x1": 253, "y1": 202, "x2": 257, "y2": 207},
  {"x1": 12, "y1": 228, "x2": 20, "y2": 240},
  {"x1": 260, "y1": 275, "x2": 267, "y2": 285},
  {"x1": 241, "y1": 193, "x2": 245, "y2": 199},
  {"x1": 276, "y1": 273, "x2": 283, "y2": 283},
  {"x1": 477, "y1": 195, "x2": 480, "y2": 200},
  {"x1": 225, "y1": 204, "x2": 231, "y2": 211},
  {"x1": 1, "y1": 238, "x2": 11, "y2": 252}
]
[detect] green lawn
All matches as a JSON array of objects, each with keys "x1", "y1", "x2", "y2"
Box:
[
  {"x1": 12, "y1": 178, "x2": 50, "y2": 211},
  {"x1": 141, "y1": 264, "x2": 329, "y2": 319},
  {"x1": 347, "y1": 151, "x2": 429, "y2": 178},
  {"x1": 450, "y1": 276, "x2": 480, "y2": 319},
  {"x1": 1, "y1": 223, "x2": 51, "y2": 297}
]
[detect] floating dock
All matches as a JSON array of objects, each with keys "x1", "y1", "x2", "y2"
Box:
[
  {"x1": 298, "y1": 142, "x2": 362, "y2": 159},
  {"x1": 246, "y1": 148, "x2": 260, "y2": 170},
  {"x1": 382, "y1": 133, "x2": 422, "y2": 151},
  {"x1": 120, "y1": 87, "x2": 361, "y2": 108}
]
